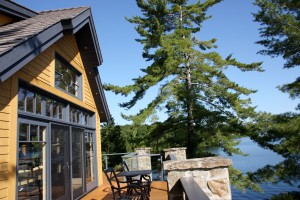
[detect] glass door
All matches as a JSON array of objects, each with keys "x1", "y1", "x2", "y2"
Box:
[
  {"x1": 51, "y1": 124, "x2": 71, "y2": 200},
  {"x1": 71, "y1": 127, "x2": 84, "y2": 199},
  {"x1": 17, "y1": 119, "x2": 48, "y2": 200}
]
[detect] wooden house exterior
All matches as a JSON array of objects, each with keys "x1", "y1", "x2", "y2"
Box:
[{"x1": 0, "y1": 0, "x2": 110, "y2": 199}]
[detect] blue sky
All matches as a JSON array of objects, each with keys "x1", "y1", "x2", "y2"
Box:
[{"x1": 16, "y1": 0, "x2": 299, "y2": 125}]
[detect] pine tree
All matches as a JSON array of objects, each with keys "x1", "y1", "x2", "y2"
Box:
[
  {"x1": 254, "y1": 0, "x2": 300, "y2": 108},
  {"x1": 104, "y1": 0, "x2": 262, "y2": 157}
]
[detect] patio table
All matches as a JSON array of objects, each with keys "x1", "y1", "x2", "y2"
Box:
[
  {"x1": 117, "y1": 170, "x2": 152, "y2": 179},
  {"x1": 117, "y1": 170, "x2": 152, "y2": 197}
]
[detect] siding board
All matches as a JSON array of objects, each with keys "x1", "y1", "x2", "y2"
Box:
[
  {"x1": 0, "y1": 97, "x2": 10, "y2": 105},
  {"x1": 0, "y1": 106, "x2": 10, "y2": 114},
  {"x1": 0, "y1": 89, "x2": 10, "y2": 99},
  {"x1": 0, "y1": 139, "x2": 8, "y2": 146},
  {"x1": 0, "y1": 130, "x2": 9, "y2": 137},
  {"x1": 0, "y1": 180, "x2": 7, "y2": 191},
  {"x1": 23, "y1": 65, "x2": 50, "y2": 84},
  {"x1": 0, "y1": 163, "x2": 7, "y2": 173},
  {"x1": 0, "y1": 154, "x2": 8, "y2": 164},
  {"x1": 0, "y1": 188, "x2": 7, "y2": 198},
  {"x1": 0, "y1": 147, "x2": 8, "y2": 155}
]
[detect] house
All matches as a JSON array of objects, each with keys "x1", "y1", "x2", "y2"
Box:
[{"x1": 0, "y1": 0, "x2": 110, "y2": 199}]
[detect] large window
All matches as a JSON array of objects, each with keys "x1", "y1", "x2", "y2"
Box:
[
  {"x1": 18, "y1": 87, "x2": 66, "y2": 120},
  {"x1": 55, "y1": 54, "x2": 81, "y2": 98},
  {"x1": 18, "y1": 86, "x2": 94, "y2": 127}
]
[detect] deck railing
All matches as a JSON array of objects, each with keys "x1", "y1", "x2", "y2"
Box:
[
  {"x1": 102, "y1": 152, "x2": 164, "y2": 181},
  {"x1": 180, "y1": 177, "x2": 210, "y2": 200}
]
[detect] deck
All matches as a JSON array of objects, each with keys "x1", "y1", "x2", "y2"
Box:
[{"x1": 81, "y1": 174, "x2": 168, "y2": 200}]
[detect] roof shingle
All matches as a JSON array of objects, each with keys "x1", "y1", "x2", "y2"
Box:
[{"x1": 0, "y1": 7, "x2": 89, "y2": 55}]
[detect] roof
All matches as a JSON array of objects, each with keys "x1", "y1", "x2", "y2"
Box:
[{"x1": 0, "y1": 0, "x2": 110, "y2": 122}]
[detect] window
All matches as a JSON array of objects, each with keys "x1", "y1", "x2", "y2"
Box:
[
  {"x1": 18, "y1": 122, "x2": 47, "y2": 199},
  {"x1": 55, "y1": 54, "x2": 81, "y2": 97},
  {"x1": 85, "y1": 131, "x2": 95, "y2": 184},
  {"x1": 18, "y1": 87, "x2": 66, "y2": 120},
  {"x1": 70, "y1": 106, "x2": 91, "y2": 126},
  {"x1": 18, "y1": 86, "x2": 94, "y2": 127}
]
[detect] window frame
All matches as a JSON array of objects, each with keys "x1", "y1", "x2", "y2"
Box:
[
  {"x1": 54, "y1": 53, "x2": 82, "y2": 99},
  {"x1": 17, "y1": 118, "x2": 49, "y2": 200},
  {"x1": 18, "y1": 84, "x2": 95, "y2": 128}
]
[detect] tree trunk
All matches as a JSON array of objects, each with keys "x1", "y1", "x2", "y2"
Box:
[
  {"x1": 185, "y1": 62, "x2": 197, "y2": 158},
  {"x1": 180, "y1": 6, "x2": 197, "y2": 158}
]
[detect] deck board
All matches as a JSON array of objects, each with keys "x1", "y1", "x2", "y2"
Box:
[{"x1": 81, "y1": 174, "x2": 168, "y2": 200}]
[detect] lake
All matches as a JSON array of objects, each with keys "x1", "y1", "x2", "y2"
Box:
[{"x1": 221, "y1": 137, "x2": 300, "y2": 200}]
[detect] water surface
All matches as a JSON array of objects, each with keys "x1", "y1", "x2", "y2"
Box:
[{"x1": 222, "y1": 137, "x2": 299, "y2": 200}]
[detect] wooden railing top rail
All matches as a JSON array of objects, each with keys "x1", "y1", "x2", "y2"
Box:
[{"x1": 180, "y1": 177, "x2": 210, "y2": 200}]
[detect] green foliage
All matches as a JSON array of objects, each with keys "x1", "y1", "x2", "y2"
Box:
[
  {"x1": 247, "y1": 112, "x2": 300, "y2": 188},
  {"x1": 254, "y1": 0, "x2": 300, "y2": 107},
  {"x1": 101, "y1": 118, "x2": 126, "y2": 154},
  {"x1": 253, "y1": 2, "x2": 300, "y2": 194},
  {"x1": 229, "y1": 167, "x2": 262, "y2": 192},
  {"x1": 270, "y1": 191, "x2": 300, "y2": 200}
]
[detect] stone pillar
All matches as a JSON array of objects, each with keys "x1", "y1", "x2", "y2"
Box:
[
  {"x1": 135, "y1": 147, "x2": 151, "y2": 170},
  {"x1": 164, "y1": 156, "x2": 232, "y2": 200},
  {"x1": 163, "y1": 147, "x2": 187, "y2": 161}
]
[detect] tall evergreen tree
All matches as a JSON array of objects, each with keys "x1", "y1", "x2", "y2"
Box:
[
  {"x1": 254, "y1": 0, "x2": 300, "y2": 108},
  {"x1": 105, "y1": 0, "x2": 262, "y2": 157}
]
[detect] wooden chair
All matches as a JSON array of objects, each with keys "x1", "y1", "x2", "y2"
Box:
[
  {"x1": 104, "y1": 167, "x2": 147, "y2": 200},
  {"x1": 120, "y1": 161, "x2": 151, "y2": 197}
]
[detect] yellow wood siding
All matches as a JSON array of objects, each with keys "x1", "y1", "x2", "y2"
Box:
[
  {"x1": 0, "y1": 14, "x2": 15, "y2": 26},
  {"x1": 0, "y1": 77, "x2": 12, "y2": 200},
  {"x1": 0, "y1": 35, "x2": 103, "y2": 199}
]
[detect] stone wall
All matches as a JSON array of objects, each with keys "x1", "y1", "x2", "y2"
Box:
[
  {"x1": 164, "y1": 147, "x2": 186, "y2": 161},
  {"x1": 163, "y1": 148, "x2": 232, "y2": 200},
  {"x1": 122, "y1": 148, "x2": 152, "y2": 171},
  {"x1": 135, "y1": 148, "x2": 152, "y2": 170}
]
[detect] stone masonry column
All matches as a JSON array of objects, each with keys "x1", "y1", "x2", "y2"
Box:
[
  {"x1": 164, "y1": 147, "x2": 187, "y2": 161},
  {"x1": 135, "y1": 147, "x2": 151, "y2": 170},
  {"x1": 164, "y1": 156, "x2": 232, "y2": 200}
]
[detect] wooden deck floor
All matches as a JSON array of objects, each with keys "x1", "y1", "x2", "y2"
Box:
[{"x1": 81, "y1": 175, "x2": 168, "y2": 200}]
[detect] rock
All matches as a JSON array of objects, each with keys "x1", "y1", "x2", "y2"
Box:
[{"x1": 207, "y1": 179, "x2": 229, "y2": 197}]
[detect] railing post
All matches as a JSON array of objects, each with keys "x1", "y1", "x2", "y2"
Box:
[
  {"x1": 105, "y1": 155, "x2": 108, "y2": 169},
  {"x1": 160, "y1": 154, "x2": 163, "y2": 181}
]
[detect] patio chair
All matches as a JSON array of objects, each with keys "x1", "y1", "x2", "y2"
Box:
[
  {"x1": 120, "y1": 161, "x2": 151, "y2": 196},
  {"x1": 104, "y1": 167, "x2": 147, "y2": 200}
]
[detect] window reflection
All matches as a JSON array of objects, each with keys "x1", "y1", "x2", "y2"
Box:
[
  {"x1": 18, "y1": 123, "x2": 46, "y2": 200},
  {"x1": 18, "y1": 88, "x2": 26, "y2": 111},
  {"x1": 18, "y1": 86, "x2": 93, "y2": 127},
  {"x1": 85, "y1": 132, "x2": 95, "y2": 184},
  {"x1": 72, "y1": 128, "x2": 84, "y2": 199},
  {"x1": 26, "y1": 91, "x2": 34, "y2": 113}
]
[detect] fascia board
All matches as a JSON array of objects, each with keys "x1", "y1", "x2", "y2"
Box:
[{"x1": 0, "y1": 22, "x2": 64, "y2": 83}]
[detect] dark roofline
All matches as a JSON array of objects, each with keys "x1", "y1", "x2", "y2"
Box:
[
  {"x1": 94, "y1": 68, "x2": 111, "y2": 122},
  {"x1": 0, "y1": 0, "x2": 37, "y2": 19}
]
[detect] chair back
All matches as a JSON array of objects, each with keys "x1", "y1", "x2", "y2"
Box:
[
  {"x1": 104, "y1": 167, "x2": 147, "y2": 200},
  {"x1": 120, "y1": 161, "x2": 130, "y2": 171},
  {"x1": 104, "y1": 167, "x2": 121, "y2": 199}
]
